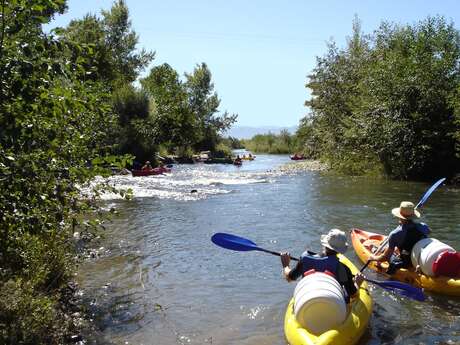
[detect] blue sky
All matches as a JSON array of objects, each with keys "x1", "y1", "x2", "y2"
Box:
[{"x1": 48, "y1": 0, "x2": 460, "y2": 127}]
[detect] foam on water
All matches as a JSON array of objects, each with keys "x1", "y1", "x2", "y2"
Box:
[{"x1": 84, "y1": 160, "x2": 285, "y2": 202}]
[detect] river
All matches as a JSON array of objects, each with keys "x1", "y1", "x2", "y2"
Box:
[{"x1": 78, "y1": 154, "x2": 460, "y2": 345}]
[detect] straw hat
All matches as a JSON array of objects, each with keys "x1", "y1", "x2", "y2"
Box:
[
  {"x1": 320, "y1": 229, "x2": 349, "y2": 254},
  {"x1": 391, "y1": 201, "x2": 420, "y2": 219}
]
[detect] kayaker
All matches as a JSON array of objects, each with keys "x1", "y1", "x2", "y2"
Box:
[
  {"x1": 142, "y1": 161, "x2": 152, "y2": 170},
  {"x1": 280, "y1": 229, "x2": 364, "y2": 303},
  {"x1": 369, "y1": 201, "x2": 430, "y2": 274}
]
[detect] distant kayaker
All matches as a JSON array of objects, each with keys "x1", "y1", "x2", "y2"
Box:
[
  {"x1": 142, "y1": 161, "x2": 152, "y2": 170},
  {"x1": 280, "y1": 229, "x2": 364, "y2": 303},
  {"x1": 369, "y1": 201, "x2": 430, "y2": 274}
]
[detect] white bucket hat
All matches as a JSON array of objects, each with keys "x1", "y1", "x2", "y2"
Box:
[
  {"x1": 320, "y1": 229, "x2": 349, "y2": 254},
  {"x1": 391, "y1": 201, "x2": 420, "y2": 219}
]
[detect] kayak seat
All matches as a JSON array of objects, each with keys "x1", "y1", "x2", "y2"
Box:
[
  {"x1": 362, "y1": 239, "x2": 380, "y2": 251},
  {"x1": 432, "y1": 251, "x2": 460, "y2": 278}
]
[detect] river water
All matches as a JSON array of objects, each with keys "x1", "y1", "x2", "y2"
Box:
[{"x1": 79, "y1": 154, "x2": 460, "y2": 345}]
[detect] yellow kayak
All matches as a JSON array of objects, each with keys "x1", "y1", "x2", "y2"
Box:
[
  {"x1": 351, "y1": 228, "x2": 460, "y2": 296},
  {"x1": 284, "y1": 254, "x2": 372, "y2": 345}
]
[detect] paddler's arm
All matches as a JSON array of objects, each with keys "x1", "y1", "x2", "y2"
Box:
[
  {"x1": 341, "y1": 265, "x2": 364, "y2": 300},
  {"x1": 280, "y1": 252, "x2": 302, "y2": 282},
  {"x1": 369, "y1": 246, "x2": 394, "y2": 263},
  {"x1": 352, "y1": 273, "x2": 365, "y2": 293}
]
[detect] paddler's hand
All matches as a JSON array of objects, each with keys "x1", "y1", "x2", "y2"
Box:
[
  {"x1": 369, "y1": 254, "x2": 380, "y2": 262},
  {"x1": 280, "y1": 252, "x2": 290, "y2": 268},
  {"x1": 353, "y1": 273, "x2": 364, "y2": 287}
]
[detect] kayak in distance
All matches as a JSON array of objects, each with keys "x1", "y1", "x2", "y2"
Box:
[
  {"x1": 290, "y1": 153, "x2": 306, "y2": 160},
  {"x1": 284, "y1": 254, "x2": 373, "y2": 345},
  {"x1": 131, "y1": 166, "x2": 171, "y2": 177},
  {"x1": 351, "y1": 229, "x2": 460, "y2": 296},
  {"x1": 241, "y1": 153, "x2": 256, "y2": 160}
]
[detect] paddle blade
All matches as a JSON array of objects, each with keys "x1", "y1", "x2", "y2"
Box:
[
  {"x1": 365, "y1": 278, "x2": 426, "y2": 301},
  {"x1": 211, "y1": 233, "x2": 260, "y2": 252},
  {"x1": 415, "y1": 178, "x2": 446, "y2": 209}
]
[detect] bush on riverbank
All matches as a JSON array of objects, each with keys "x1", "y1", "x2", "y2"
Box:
[
  {"x1": 1, "y1": 1, "x2": 239, "y2": 340},
  {"x1": 297, "y1": 16, "x2": 460, "y2": 180},
  {"x1": 0, "y1": 2, "x2": 130, "y2": 343},
  {"x1": 241, "y1": 130, "x2": 300, "y2": 154}
]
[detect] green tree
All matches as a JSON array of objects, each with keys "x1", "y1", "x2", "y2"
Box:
[
  {"x1": 101, "y1": 0, "x2": 154, "y2": 86},
  {"x1": 364, "y1": 17, "x2": 460, "y2": 178},
  {"x1": 0, "y1": 1, "x2": 126, "y2": 342},
  {"x1": 112, "y1": 84, "x2": 157, "y2": 161},
  {"x1": 61, "y1": 0, "x2": 154, "y2": 87},
  {"x1": 61, "y1": 14, "x2": 112, "y2": 83},
  {"x1": 141, "y1": 63, "x2": 196, "y2": 152},
  {"x1": 299, "y1": 16, "x2": 460, "y2": 179},
  {"x1": 185, "y1": 63, "x2": 237, "y2": 151}
]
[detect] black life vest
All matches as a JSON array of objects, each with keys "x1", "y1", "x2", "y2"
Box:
[
  {"x1": 400, "y1": 222, "x2": 428, "y2": 256},
  {"x1": 300, "y1": 254, "x2": 340, "y2": 277}
]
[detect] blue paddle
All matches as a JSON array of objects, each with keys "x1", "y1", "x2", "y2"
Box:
[
  {"x1": 364, "y1": 277, "x2": 426, "y2": 301},
  {"x1": 415, "y1": 177, "x2": 446, "y2": 209},
  {"x1": 211, "y1": 232, "x2": 425, "y2": 301},
  {"x1": 211, "y1": 232, "x2": 299, "y2": 261}
]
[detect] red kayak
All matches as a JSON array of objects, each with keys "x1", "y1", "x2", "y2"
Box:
[
  {"x1": 132, "y1": 167, "x2": 171, "y2": 177},
  {"x1": 290, "y1": 154, "x2": 306, "y2": 160}
]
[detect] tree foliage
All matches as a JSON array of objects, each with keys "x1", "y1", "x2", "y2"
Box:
[
  {"x1": 141, "y1": 62, "x2": 237, "y2": 155},
  {"x1": 299, "y1": 16, "x2": 460, "y2": 179},
  {"x1": 141, "y1": 63, "x2": 196, "y2": 151},
  {"x1": 241, "y1": 130, "x2": 299, "y2": 154},
  {"x1": 0, "y1": 1, "x2": 238, "y2": 343},
  {"x1": 61, "y1": 0, "x2": 154, "y2": 87},
  {"x1": 185, "y1": 63, "x2": 237, "y2": 151},
  {"x1": 0, "y1": 0, "x2": 128, "y2": 343}
]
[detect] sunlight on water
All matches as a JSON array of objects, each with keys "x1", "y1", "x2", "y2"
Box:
[
  {"x1": 77, "y1": 155, "x2": 460, "y2": 345},
  {"x1": 85, "y1": 157, "x2": 288, "y2": 202}
]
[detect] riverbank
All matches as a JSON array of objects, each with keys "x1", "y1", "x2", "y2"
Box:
[{"x1": 279, "y1": 159, "x2": 329, "y2": 172}]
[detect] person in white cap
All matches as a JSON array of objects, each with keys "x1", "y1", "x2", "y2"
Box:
[
  {"x1": 280, "y1": 229, "x2": 364, "y2": 303},
  {"x1": 370, "y1": 201, "x2": 430, "y2": 274}
]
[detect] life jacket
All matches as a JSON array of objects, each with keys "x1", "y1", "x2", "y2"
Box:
[
  {"x1": 300, "y1": 254, "x2": 340, "y2": 277},
  {"x1": 399, "y1": 222, "x2": 429, "y2": 256},
  {"x1": 301, "y1": 254, "x2": 352, "y2": 303}
]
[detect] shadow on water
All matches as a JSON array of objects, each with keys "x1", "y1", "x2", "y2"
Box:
[{"x1": 78, "y1": 156, "x2": 460, "y2": 345}]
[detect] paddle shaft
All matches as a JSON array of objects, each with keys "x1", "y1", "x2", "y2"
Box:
[
  {"x1": 258, "y1": 247, "x2": 299, "y2": 261},
  {"x1": 360, "y1": 259, "x2": 373, "y2": 272}
]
